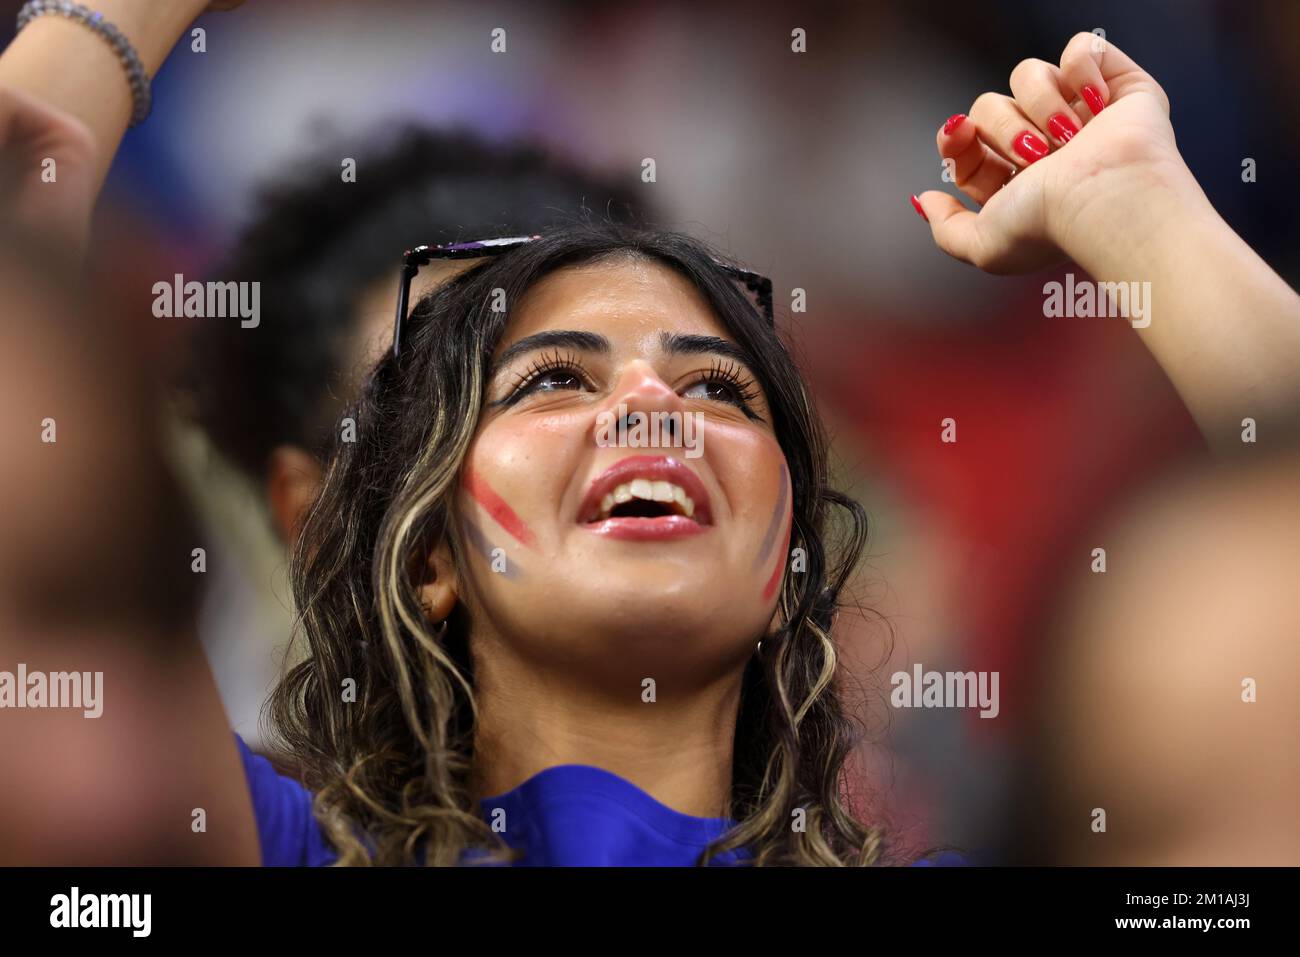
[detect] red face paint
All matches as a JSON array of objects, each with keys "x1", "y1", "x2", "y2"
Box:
[
  {"x1": 462, "y1": 469, "x2": 536, "y2": 548},
  {"x1": 761, "y1": 516, "x2": 793, "y2": 602}
]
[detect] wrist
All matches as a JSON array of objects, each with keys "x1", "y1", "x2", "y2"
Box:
[
  {"x1": 1050, "y1": 158, "x2": 1217, "y2": 283},
  {"x1": 70, "y1": 0, "x2": 211, "y2": 75},
  {"x1": 0, "y1": 0, "x2": 211, "y2": 198}
]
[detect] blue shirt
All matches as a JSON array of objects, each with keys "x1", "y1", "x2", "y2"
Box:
[
  {"x1": 236, "y1": 734, "x2": 967, "y2": 866},
  {"x1": 235, "y1": 734, "x2": 749, "y2": 866}
]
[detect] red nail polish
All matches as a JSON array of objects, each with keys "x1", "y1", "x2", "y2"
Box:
[
  {"x1": 942, "y1": 113, "x2": 967, "y2": 136},
  {"x1": 910, "y1": 195, "x2": 928, "y2": 222},
  {"x1": 1013, "y1": 131, "x2": 1050, "y2": 164},
  {"x1": 1081, "y1": 85, "x2": 1106, "y2": 116},
  {"x1": 1047, "y1": 113, "x2": 1079, "y2": 143}
]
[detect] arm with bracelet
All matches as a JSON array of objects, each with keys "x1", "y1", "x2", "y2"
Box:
[
  {"x1": 0, "y1": 0, "x2": 259, "y2": 866},
  {"x1": 0, "y1": 0, "x2": 241, "y2": 238}
]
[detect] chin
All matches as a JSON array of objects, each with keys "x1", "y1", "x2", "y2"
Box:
[{"x1": 578, "y1": 581, "x2": 760, "y2": 643}]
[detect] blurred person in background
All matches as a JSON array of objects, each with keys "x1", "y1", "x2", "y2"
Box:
[
  {"x1": 1007, "y1": 417, "x2": 1300, "y2": 864},
  {"x1": 0, "y1": 226, "x2": 259, "y2": 864}
]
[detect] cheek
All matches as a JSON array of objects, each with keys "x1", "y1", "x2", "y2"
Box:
[
  {"x1": 462, "y1": 468, "x2": 536, "y2": 549},
  {"x1": 708, "y1": 426, "x2": 792, "y2": 600},
  {"x1": 458, "y1": 412, "x2": 588, "y2": 569},
  {"x1": 756, "y1": 461, "x2": 793, "y2": 602}
]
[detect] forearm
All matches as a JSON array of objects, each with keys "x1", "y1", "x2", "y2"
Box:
[
  {"x1": 0, "y1": 0, "x2": 208, "y2": 196},
  {"x1": 1067, "y1": 175, "x2": 1300, "y2": 454}
]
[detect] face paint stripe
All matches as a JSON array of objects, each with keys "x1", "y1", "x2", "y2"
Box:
[
  {"x1": 761, "y1": 516, "x2": 793, "y2": 602},
  {"x1": 753, "y1": 462, "x2": 789, "y2": 570},
  {"x1": 461, "y1": 517, "x2": 521, "y2": 580},
  {"x1": 462, "y1": 469, "x2": 537, "y2": 548}
]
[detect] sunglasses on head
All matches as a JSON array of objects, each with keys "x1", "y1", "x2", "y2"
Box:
[{"x1": 392, "y1": 234, "x2": 775, "y2": 359}]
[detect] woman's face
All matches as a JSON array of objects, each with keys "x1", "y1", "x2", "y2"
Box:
[{"x1": 451, "y1": 257, "x2": 792, "y2": 686}]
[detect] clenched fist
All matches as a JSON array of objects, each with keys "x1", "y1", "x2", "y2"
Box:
[{"x1": 914, "y1": 32, "x2": 1199, "y2": 276}]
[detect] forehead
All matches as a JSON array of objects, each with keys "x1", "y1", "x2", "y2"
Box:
[{"x1": 493, "y1": 258, "x2": 731, "y2": 355}]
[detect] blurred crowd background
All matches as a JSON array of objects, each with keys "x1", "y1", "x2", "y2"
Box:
[{"x1": 3, "y1": 0, "x2": 1298, "y2": 864}]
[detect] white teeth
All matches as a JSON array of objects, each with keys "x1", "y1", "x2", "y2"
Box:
[{"x1": 594, "y1": 479, "x2": 697, "y2": 520}]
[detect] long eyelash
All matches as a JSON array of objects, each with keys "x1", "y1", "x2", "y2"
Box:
[
  {"x1": 490, "y1": 352, "x2": 762, "y2": 415},
  {"x1": 496, "y1": 349, "x2": 591, "y2": 406},
  {"x1": 702, "y1": 357, "x2": 762, "y2": 409}
]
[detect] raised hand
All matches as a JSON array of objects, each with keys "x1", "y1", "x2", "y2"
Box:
[{"x1": 914, "y1": 32, "x2": 1200, "y2": 276}]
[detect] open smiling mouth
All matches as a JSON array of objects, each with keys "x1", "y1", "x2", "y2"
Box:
[
  {"x1": 578, "y1": 456, "x2": 712, "y2": 540},
  {"x1": 595, "y1": 479, "x2": 697, "y2": 520}
]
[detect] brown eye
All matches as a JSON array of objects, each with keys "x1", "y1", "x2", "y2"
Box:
[
  {"x1": 683, "y1": 380, "x2": 742, "y2": 403},
  {"x1": 498, "y1": 349, "x2": 594, "y2": 407},
  {"x1": 682, "y1": 359, "x2": 763, "y2": 420},
  {"x1": 531, "y1": 369, "x2": 584, "y2": 393}
]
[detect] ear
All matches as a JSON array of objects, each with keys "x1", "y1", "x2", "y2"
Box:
[
  {"x1": 266, "y1": 445, "x2": 323, "y2": 547},
  {"x1": 416, "y1": 535, "x2": 460, "y2": 624}
]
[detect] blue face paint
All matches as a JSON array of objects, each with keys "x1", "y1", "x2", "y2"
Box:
[
  {"x1": 461, "y1": 517, "x2": 522, "y2": 580},
  {"x1": 753, "y1": 462, "x2": 789, "y2": 571}
]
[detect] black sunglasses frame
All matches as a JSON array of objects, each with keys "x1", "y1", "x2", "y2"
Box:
[{"x1": 391, "y1": 235, "x2": 775, "y2": 359}]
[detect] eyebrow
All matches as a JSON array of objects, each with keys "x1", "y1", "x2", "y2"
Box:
[
  {"x1": 489, "y1": 329, "x2": 757, "y2": 377},
  {"x1": 489, "y1": 330, "x2": 609, "y2": 376}
]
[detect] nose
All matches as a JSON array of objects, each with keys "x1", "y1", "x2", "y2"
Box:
[{"x1": 593, "y1": 359, "x2": 687, "y2": 448}]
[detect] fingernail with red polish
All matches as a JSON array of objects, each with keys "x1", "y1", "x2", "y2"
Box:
[
  {"x1": 910, "y1": 195, "x2": 928, "y2": 222},
  {"x1": 942, "y1": 113, "x2": 967, "y2": 136},
  {"x1": 1013, "y1": 131, "x2": 1050, "y2": 164},
  {"x1": 1047, "y1": 113, "x2": 1079, "y2": 144},
  {"x1": 1081, "y1": 85, "x2": 1106, "y2": 116}
]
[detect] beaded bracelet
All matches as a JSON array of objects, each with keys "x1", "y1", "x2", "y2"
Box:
[{"x1": 15, "y1": 1, "x2": 153, "y2": 126}]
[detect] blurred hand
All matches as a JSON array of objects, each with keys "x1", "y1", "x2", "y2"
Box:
[
  {"x1": 0, "y1": 85, "x2": 96, "y2": 256},
  {"x1": 915, "y1": 32, "x2": 1199, "y2": 275}
]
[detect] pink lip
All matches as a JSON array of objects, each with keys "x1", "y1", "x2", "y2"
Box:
[
  {"x1": 577, "y1": 454, "x2": 713, "y2": 531},
  {"x1": 585, "y1": 514, "x2": 710, "y2": 541}
]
